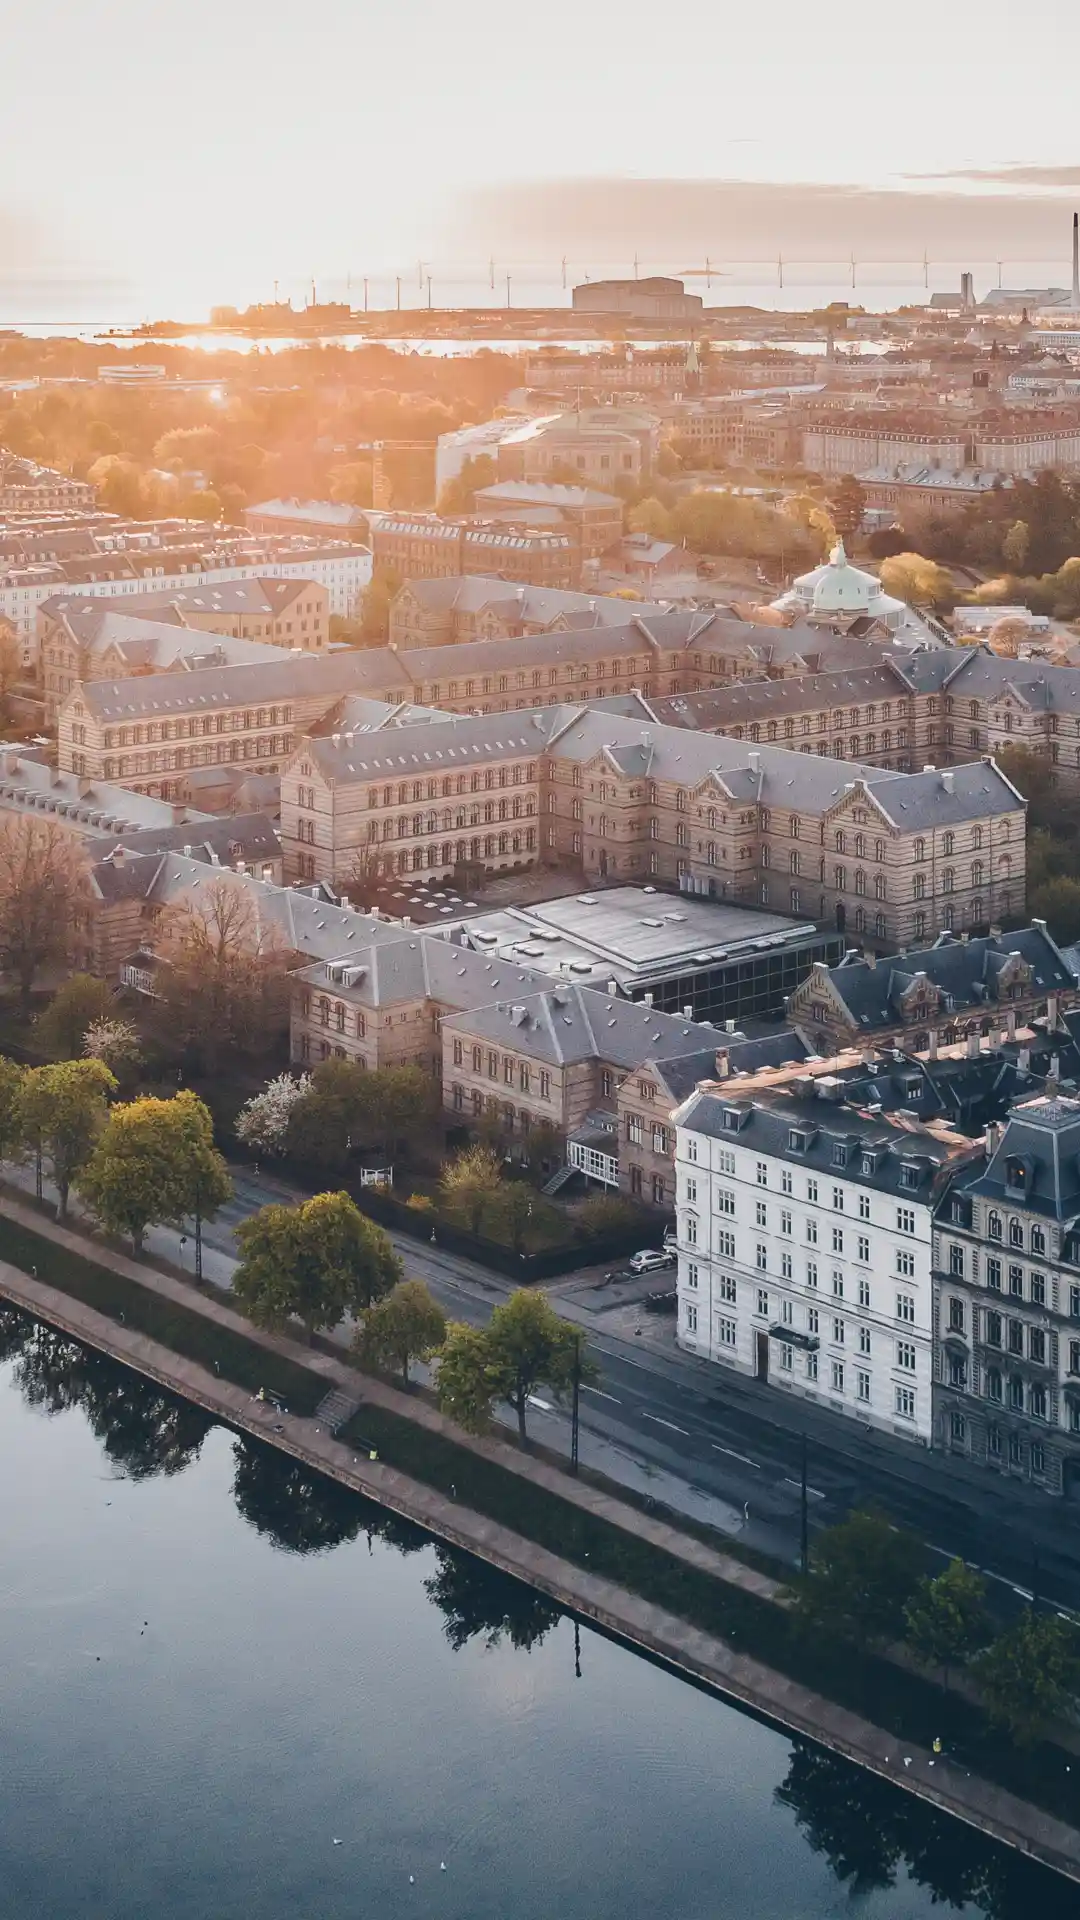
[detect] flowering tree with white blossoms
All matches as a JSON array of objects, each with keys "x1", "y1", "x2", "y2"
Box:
[
  {"x1": 83, "y1": 1018, "x2": 142, "y2": 1077},
  {"x1": 235, "y1": 1072, "x2": 311, "y2": 1157}
]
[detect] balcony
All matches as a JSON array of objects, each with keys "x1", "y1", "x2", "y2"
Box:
[{"x1": 567, "y1": 1113, "x2": 619, "y2": 1189}]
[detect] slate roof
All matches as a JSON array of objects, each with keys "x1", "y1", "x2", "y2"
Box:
[
  {"x1": 817, "y1": 927, "x2": 1074, "y2": 1030},
  {"x1": 293, "y1": 936, "x2": 548, "y2": 1012},
  {"x1": 304, "y1": 707, "x2": 567, "y2": 781},
  {"x1": 676, "y1": 1085, "x2": 965, "y2": 1196},
  {"x1": 396, "y1": 576, "x2": 672, "y2": 626},
  {"x1": 947, "y1": 1094, "x2": 1080, "y2": 1221},
  {"x1": 473, "y1": 481, "x2": 622, "y2": 510},
  {"x1": 70, "y1": 650, "x2": 411, "y2": 722},
  {"x1": 442, "y1": 984, "x2": 715, "y2": 1067},
  {"x1": 88, "y1": 811, "x2": 280, "y2": 867}
]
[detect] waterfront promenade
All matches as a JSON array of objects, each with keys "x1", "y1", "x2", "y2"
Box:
[{"x1": 1, "y1": 1191, "x2": 1079, "y2": 1884}]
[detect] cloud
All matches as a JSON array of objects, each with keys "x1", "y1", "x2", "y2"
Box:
[
  {"x1": 447, "y1": 177, "x2": 1080, "y2": 262},
  {"x1": 906, "y1": 164, "x2": 1080, "y2": 189}
]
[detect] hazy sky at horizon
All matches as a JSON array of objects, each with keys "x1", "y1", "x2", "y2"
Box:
[{"x1": 4, "y1": 0, "x2": 1080, "y2": 315}]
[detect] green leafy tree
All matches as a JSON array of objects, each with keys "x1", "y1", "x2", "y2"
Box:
[
  {"x1": 34, "y1": 975, "x2": 116, "y2": 1061},
  {"x1": 575, "y1": 1192, "x2": 648, "y2": 1239},
  {"x1": 439, "y1": 1143, "x2": 503, "y2": 1235},
  {"x1": 795, "y1": 1509, "x2": 921, "y2": 1646},
  {"x1": 486, "y1": 1180, "x2": 536, "y2": 1255},
  {"x1": 972, "y1": 1611, "x2": 1080, "y2": 1745},
  {"x1": 436, "y1": 453, "x2": 497, "y2": 515},
  {"x1": 435, "y1": 1320, "x2": 511, "y2": 1434},
  {"x1": 234, "y1": 1190, "x2": 400, "y2": 1339},
  {"x1": 286, "y1": 1057, "x2": 368, "y2": 1170},
  {"x1": 487, "y1": 1288, "x2": 592, "y2": 1445},
  {"x1": 355, "y1": 1278, "x2": 447, "y2": 1384},
  {"x1": 628, "y1": 496, "x2": 674, "y2": 541},
  {"x1": 79, "y1": 1090, "x2": 231, "y2": 1254},
  {"x1": 903, "y1": 1559, "x2": 990, "y2": 1686},
  {"x1": 17, "y1": 1058, "x2": 116, "y2": 1219},
  {"x1": 0, "y1": 1056, "x2": 25, "y2": 1162},
  {"x1": 359, "y1": 568, "x2": 402, "y2": 643}
]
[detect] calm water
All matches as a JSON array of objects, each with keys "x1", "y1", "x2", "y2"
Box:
[{"x1": 0, "y1": 1309, "x2": 1073, "y2": 1920}]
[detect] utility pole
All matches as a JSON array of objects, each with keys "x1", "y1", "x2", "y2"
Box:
[
  {"x1": 705, "y1": 255, "x2": 711, "y2": 287},
  {"x1": 194, "y1": 1173, "x2": 203, "y2": 1285},
  {"x1": 561, "y1": 255, "x2": 567, "y2": 289},
  {"x1": 800, "y1": 1431, "x2": 810, "y2": 1572},
  {"x1": 396, "y1": 276, "x2": 402, "y2": 311},
  {"x1": 570, "y1": 1332, "x2": 582, "y2": 1474},
  {"x1": 426, "y1": 274, "x2": 433, "y2": 310},
  {"x1": 489, "y1": 256, "x2": 495, "y2": 291},
  {"x1": 850, "y1": 252, "x2": 857, "y2": 289},
  {"x1": 574, "y1": 1618, "x2": 582, "y2": 1678},
  {"x1": 506, "y1": 272, "x2": 512, "y2": 310},
  {"x1": 778, "y1": 253, "x2": 784, "y2": 289}
]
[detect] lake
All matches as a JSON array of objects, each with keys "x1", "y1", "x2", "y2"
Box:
[{"x1": 0, "y1": 1307, "x2": 1073, "y2": 1920}]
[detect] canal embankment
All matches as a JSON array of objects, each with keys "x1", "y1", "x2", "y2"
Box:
[{"x1": 0, "y1": 1189, "x2": 1079, "y2": 1884}]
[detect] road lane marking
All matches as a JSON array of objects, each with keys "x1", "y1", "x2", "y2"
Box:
[
  {"x1": 526, "y1": 1396, "x2": 555, "y2": 1412},
  {"x1": 642, "y1": 1414, "x2": 690, "y2": 1435},
  {"x1": 711, "y1": 1445, "x2": 761, "y2": 1469},
  {"x1": 782, "y1": 1477, "x2": 826, "y2": 1499},
  {"x1": 582, "y1": 1386, "x2": 622, "y2": 1403}
]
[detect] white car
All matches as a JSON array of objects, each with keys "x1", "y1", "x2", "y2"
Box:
[{"x1": 628, "y1": 1248, "x2": 676, "y2": 1274}]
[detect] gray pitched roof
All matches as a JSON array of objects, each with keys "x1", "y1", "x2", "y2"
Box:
[
  {"x1": 950, "y1": 1094, "x2": 1080, "y2": 1221},
  {"x1": 677, "y1": 1085, "x2": 963, "y2": 1195},
  {"x1": 70, "y1": 649, "x2": 412, "y2": 722},
  {"x1": 817, "y1": 926, "x2": 1074, "y2": 1030},
  {"x1": 441, "y1": 984, "x2": 714, "y2": 1067}
]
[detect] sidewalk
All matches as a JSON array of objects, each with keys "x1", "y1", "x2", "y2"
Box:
[{"x1": 0, "y1": 1226, "x2": 1077, "y2": 1886}]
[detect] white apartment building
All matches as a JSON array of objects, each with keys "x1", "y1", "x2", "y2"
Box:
[
  {"x1": 672, "y1": 1079, "x2": 971, "y2": 1446},
  {"x1": 2, "y1": 545, "x2": 371, "y2": 664}
]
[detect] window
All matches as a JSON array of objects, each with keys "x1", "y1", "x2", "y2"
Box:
[
  {"x1": 717, "y1": 1317, "x2": 736, "y2": 1348},
  {"x1": 718, "y1": 1230, "x2": 735, "y2": 1258},
  {"x1": 896, "y1": 1207, "x2": 915, "y2": 1235},
  {"x1": 896, "y1": 1249, "x2": 915, "y2": 1278},
  {"x1": 756, "y1": 1160, "x2": 768, "y2": 1186},
  {"x1": 1008, "y1": 1217, "x2": 1023, "y2": 1250},
  {"x1": 781, "y1": 1299, "x2": 793, "y2": 1326},
  {"x1": 985, "y1": 1367, "x2": 1003, "y2": 1403},
  {"x1": 781, "y1": 1252, "x2": 793, "y2": 1279},
  {"x1": 1029, "y1": 1327, "x2": 1047, "y2": 1365},
  {"x1": 987, "y1": 1257, "x2": 1002, "y2": 1292},
  {"x1": 857, "y1": 1370, "x2": 871, "y2": 1404},
  {"x1": 831, "y1": 1361, "x2": 845, "y2": 1394},
  {"x1": 832, "y1": 1186, "x2": 845, "y2": 1211},
  {"x1": 716, "y1": 1186, "x2": 735, "y2": 1215},
  {"x1": 685, "y1": 1178, "x2": 698, "y2": 1205},
  {"x1": 684, "y1": 1216, "x2": 698, "y2": 1246},
  {"x1": 756, "y1": 1242, "x2": 768, "y2": 1271},
  {"x1": 806, "y1": 1218, "x2": 818, "y2": 1245},
  {"x1": 756, "y1": 1288, "x2": 769, "y2": 1317},
  {"x1": 1008, "y1": 1265, "x2": 1023, "y2": 1299},
  {"x1": 806, "y1": 1351, "x2": 819, "y2": 1382},
  {"x1": 755, "y1": 1200, "x2": 767, "y2": 1227},
  {"x1": 858, "y1": 1193, "x2": 870, "y2": 1220},
  {"x1": 895, "y1": 1386, "x2": 916, "y2": 1421},
  {"x1": 987, "y1": 1211, "x2": 1002, "y2": 1242},
  {"x1": 1008, "y1": 1432, "x2": 1023, "y2": 1466},
  {"x1": 718, "y1": 1275, "x2": 736, "y2": 1304},
  {"x1": 832, "y1": 1227, "x2": 844, "y2": 1254},
  {"x1": 684, "y1": 1302, "x2": 698, "y2": 1334},
  {"x1": 949, "y1": 1244, "x2": 965, "y2": 1278},
  {"x1": 806, "y1": 1261, "x2": 818, "y2": 1290},
  {"x1": 780, "y1": 1209, "x2": 792, "y2": 1236},
  {"x1": 950, "y1": 1412, "x2": 966, "y2": 1444},
  {"x1": 948, "y1": 1355, "x2": 967, "y2": 1390},
  {"x1": 1031, "y1": 1442, "x2": 1046, "y2": 1476},
  {"x1": 857, "y1": 1237, "x2": 870, "y2": 1266},
  {"x1": 781, "y1": 1168, "x2": 793, "y2": 1195},
  {"x1": 948, "y1": 1297, "x2": 966, "y2": 1334},
  {"x1": 685, "y1": 1263, "x2": 699, "y2": 1290},
  {"x1": 1030, "y1": 1383, "x2": 1048, "y2": 1421},
  {"x1": 1031, "y1": 1224, "x2": 1046, "y2": 1256},
  {"x1": 859, "y1": 1325, "x2": 871, "y2": 1355},
  {"x1": 832, "y1": 1316, "x2": 845, "y2": 1345},
  {"x1": 896, "y1": 1340, "x2": 916, "y2": 1371},
  {"x1": 1031, "y1": 1272, "x2": 1046, "y2": 1307},
  {"x1": 807, "y1": 1178, "x2": 819, "y2": 1203},
  {"x1": 858, "y1": 1277, "x2": 871, "y2": 1308},
  {"x1": 986, "y1": 1311, "x2": 1003, "y2": 1348},
  {"x1": 779, "y1": 1343, "x2": 794, "y2": 1372}
]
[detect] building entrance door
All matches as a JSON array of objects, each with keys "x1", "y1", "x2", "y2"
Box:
[{"x1": 755, "y1": 1331, "x2": 770, "y2": 1381}]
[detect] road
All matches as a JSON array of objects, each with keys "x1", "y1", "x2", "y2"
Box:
[
  {"x1": 205, "y1": 1169, "x2": 1080, "y2": 1614},
  {"x1": 12, "y1": 1154, "x2": 1078, "y2": 1610}
]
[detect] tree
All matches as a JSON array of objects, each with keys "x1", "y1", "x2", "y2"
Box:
[
  {"x1": 151, "y1": 878, "x2": 290, "y2": 1070},
  {"x1": 285, "y1": 1057, "x2": 368, "y2": 1170},
  {"x1": 359, "y1": 568, "x2": 402, "y2": 643},
  {"x1": 829, "y1": 475, "x2": 866, "y2": 541},
  {"x1": 794, "y1": 1508, "x2": 920, "y2": 1646},
  {"x1": 628, "y1": 496, "x2": 674, "y2": 541},
  {"x1": 34, "y1": 975, "x2": 116, "y2": 1060},
  {"x1": 355, "y1": 1278, "x2": 447, "y2": 1384},
  {"x1": 0, "y1": 817, "x2": 93, "y2": 1006},
  {"x1": 1001, "y1": 519, "x2": 1031, "y2": 573},
  {"x1": 79, "y1": 1090, "x2": 231, "y2": 1254},
  {"x1": 233, "y1": 1190, "x2": 400, "y2": 1339},
  {"x1": 903, "y1": 1558, "x2": 990, "y2": 1686},
  {"x1": 82, "y1": 1017, "x2": 142, "y2": 1083},
  {"x1": 487, "y1": 1288, "x2": 590, "y2": 1445},
  {"x1": 0, "y1": 1055, "x2": 24, "y2": 1163},
  {"x1": 235, "y1": 1072, "x2": 312, "y2": 1157},
  {"x1": 435, "y1": 1320, "x2": 511, "y2": 1434},
  {"x1": 347, "y1": 844, "x2": 390, "y2": 902},
  {"x1": 486, "y1": 1180, "x2": 537, "y2": 1255},
  {"x1": 878, "y1": 551, "x2": 956, "y2": 613},
  {"x1": 972, "y1": 1611, "x2": 1080, "y2": 1744},
  {"x1": 35, "y1": 974, "x2": 115, "y2": 1060},
  {"x1": 439, "y1": 1143, "x2": 502, "y2": 1234},
  {"x1": 436, "y1": 453, "x2": 497, "y2": 515},
  {"x1": 17, "y1": 1058, "x2": 116, "y2": 1219},
  {"x1": 575, "y1": 1192, "x2": 648, "y2": 1239},
  {"x1": 987, "y1": 615, "x2": 1031, "y2": 658}
]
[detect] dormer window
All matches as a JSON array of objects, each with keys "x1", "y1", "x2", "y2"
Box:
[
  {"x1": 722, "y1": 1108, "x2": 740, "y2": 1132},
  {"x1": 788, "y1": 1128, "x2": 808, "y2": 1153},
  {"x1": 831, "y1": 1143, "x2": 847, "y2": 1169},
  {"x1": 898, "y1": 1163, "x2": 919, "y2": 1191},
  {"x1": 861, "y1": 1150, "x2": 878, "y2": 1175},
  {"x1": 1005, "y1": 1158, "x2": 1027, "y2": 1193}
]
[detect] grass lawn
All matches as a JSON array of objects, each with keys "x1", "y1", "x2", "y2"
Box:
[{"x1": 0, "y1": 1214, "x2": 321, "y2": 1414}]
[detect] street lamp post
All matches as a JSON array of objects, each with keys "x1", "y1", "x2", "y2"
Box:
[
  {"x1": 570, "y1": 1331, "x2": 583, "y2": 1475},
  {"x1": 800, "y1": 1431, "x2": 810, "y2": 1573}
]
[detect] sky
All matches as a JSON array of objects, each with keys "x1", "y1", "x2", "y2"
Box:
[{"x1": 4, "y1": 0, "x2": 1080, "y2": 319}]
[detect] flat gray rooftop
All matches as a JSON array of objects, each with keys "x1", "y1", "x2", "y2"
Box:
[{"x1": 455, "y1": 886, "x2": 820, "y2": 990}]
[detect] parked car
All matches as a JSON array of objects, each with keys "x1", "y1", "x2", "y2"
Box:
[
  {"x1": 662, "y1": 1228, "x2": 678, "y2": 1254},
  {"x1": 643, "y1": 1288, "x2": 678, "y2": 1315},
  {"x1": 627, "y1": 1248, "x2": 676, "y2": 1274}
]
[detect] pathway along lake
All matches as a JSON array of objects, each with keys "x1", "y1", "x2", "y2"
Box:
[{"x1": 0, "y1": 1305, "x2": 1075, "y2": 1920}]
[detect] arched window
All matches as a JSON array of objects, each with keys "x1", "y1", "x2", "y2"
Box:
[
  {"x1": 971, "y1": 860, "x2": 984, "y2": 888},
  {"x1": 874, "y1": 873, "x2": 887, "y2": 899},
  {"x1": 854, "y1": 834, "x2": 866, "y2": 858},
  {"x1": 855, "y1": 869, "x2": 866, "y2": 895},
  {"x1": 854, "y1": 906, "x2": 866, "y2": 932},
  {"x1": 1031, "y1": 1224, "x2": 1046, "y2": 1256},
  {"x1": 942, "y1": 868, "x2": 954, "y2": 894},
  {"x1": 913, "y1": 837, "x2": 925, "y2": 862},
  {"x1": 943, "y1": 831, "x2": 955, "y2": 856},
  {"x1": 1008, "y1": 1217, "x2": 1024, "y2": 1248},
  {"x1": 972, "y1": 825, "x2": 983, "y2": 848},
  {"x1": 913, "y1": 872, "x2": 926, "y2": 900},
  {"x1": 874, "y1": 912, "x2": 886, "y2": 938},
  {"x1": 1030, "y1": 1383, "x2": 1048, "y2": 1421},
  {"x1": 835, "y1": 830, "x2": 846, "y2": 853},
  {"x1": 987, "y1": 1210, "x2": 1002, "y2": 1242}
]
